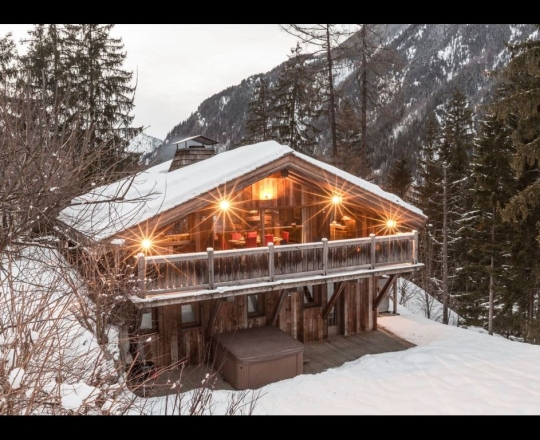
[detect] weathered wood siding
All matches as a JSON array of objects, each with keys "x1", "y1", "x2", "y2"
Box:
[
  {"x1": 169, "y1": 147, "x2": 216, "y2": 172},
  {"x1": 341, "y1": 279, "x2": 374, "y2": 335},
  {"x1": 150, "y1": 274, "x2": 386, "y2": 368}
]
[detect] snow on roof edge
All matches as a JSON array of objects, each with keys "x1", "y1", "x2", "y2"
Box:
[
  {"x1": 59, "y1": 141, "x2": 425, "y2": 242},
  {"x1": 291, "y1": 150, "x2": 426, "y2": 218}
]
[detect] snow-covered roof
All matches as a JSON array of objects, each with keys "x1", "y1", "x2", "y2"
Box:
[{"x1": 59, "y1": 141, "x2": 426, "y2": 242}]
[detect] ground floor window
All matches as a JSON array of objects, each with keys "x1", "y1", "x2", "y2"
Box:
[
  {"x1": 181, "y1": 303, "x2": 200, "y2": 327},
  {"x1": 303, "y1": 285, "x2": 321, "y2": 308},
  {"x1": 247, "y1": 294, "x2": 265, "y2": 317}
]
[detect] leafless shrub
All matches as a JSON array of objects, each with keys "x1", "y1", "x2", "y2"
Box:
[{"x1": 0, "y1": 77, "x2": 262, "y2": 415}]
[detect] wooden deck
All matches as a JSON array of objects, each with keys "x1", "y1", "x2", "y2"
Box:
[{"x1": 132, "y1": 321, "x2": 414, "y2": 397}]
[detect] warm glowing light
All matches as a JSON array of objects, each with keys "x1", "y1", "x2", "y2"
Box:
[
  {"x1": 219, "y1": 200, "x2": 230, "y2": 211},
  {"x1": 141, "y1": 238, "x2": 152, "y2": 250},
  {"x1": 332, "y1": 195, "x2": 342, "y2": 204},
  {"x1": 386, "y1": 219, "x2": 397, "y2": 228},
  {"x1": 258, "y1": 178, "x2": 277, "y2": 200}
]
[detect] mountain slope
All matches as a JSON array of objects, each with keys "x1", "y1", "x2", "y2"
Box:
[
  {"x1": 127, "y1": 132, "x2": 163, "y2": 165},
  {"x1": 148, "y1": 24, "x2": 537, "y2": 185}
]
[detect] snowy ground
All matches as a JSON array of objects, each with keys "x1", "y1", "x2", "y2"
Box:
[
  {"x1": 139, "y1": 304, "x2": 540, "y2": 415},
  {"x1": 2, "y1": 249, "x2": 539, "y2": 415}
]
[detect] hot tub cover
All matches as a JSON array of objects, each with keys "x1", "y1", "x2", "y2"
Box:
[{"x1": 213, "y1": 325, "x2": 304, "y2": 365}]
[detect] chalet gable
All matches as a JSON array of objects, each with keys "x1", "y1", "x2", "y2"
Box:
[{"x1": 58, "y1": 141, "x2": 426, "y2": 243}]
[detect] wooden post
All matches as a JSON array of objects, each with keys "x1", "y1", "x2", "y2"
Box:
[
  {"x1": 270, "y1": 290, "x2": 286, "y2": 326},
  {"x1": 368, "y1": 276, "x2": 374, "y2": 330},
  {"x1": 393, "y1": 277, "x2": 398, "y2": 314},
  {"x1": 170, "y1": 325, "x2": 178, "y2": 365},
  {"x1": 206, "y1": 299, "x2": 223, "y2": 341},
  {"x1": 370, "y1": 233, "x2": 376, "y2": 269},
  {"x1": 322, "y1": 238, "x2": 329, "y2": 275},
  {"x1": 137, "y1": 253, "x2": 146, "y2": 296},
  {"x1": 260, "y1": 208, "x2": 266, "y2": 239},
  {"x1": 207, "y1": 247, "x2": 214, "y2": 289},
  {"x1": 355, "y1": 280, "x2": 362, "y2": 333},
  {"x1": 268, "y1": 242, "x2": 275, "y2": 281},
  {"x1": 412, "y1": 230, "x2": 418, "y2": 264}
]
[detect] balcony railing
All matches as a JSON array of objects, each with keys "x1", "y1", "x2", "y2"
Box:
[{"x1": 136, "y1": 231, "x2": 419, "y2": 297}]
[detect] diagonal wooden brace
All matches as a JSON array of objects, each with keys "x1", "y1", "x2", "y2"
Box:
[
  {"x1": 323, "y1": 283, "x2": 346, "y2": 320},
  {"x1": 372, "y1": 274, "x2": 397, "y2": 311}
]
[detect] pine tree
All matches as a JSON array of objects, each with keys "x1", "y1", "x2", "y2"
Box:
[
  {"x1": 0, "y1": 32, "x2": 18, "y2": 82},
  {"x1": 494, "y1": 24, "x2": 540, "y2": 232},
  {"x1": 439, "y1": 90, "x2": 476, "y2": 323},
  {"x1": 244, "y1": 76, "x2": 272, "y2": 144},
  {"x1": 335, "y1": 99, "x2": 368, "y2": 177},
  {"x1": 349, "y1": 24, "x2": 400, "y2": 179},
  {"x1": 271, "y1": 42, "x2": 321, "y2": 156},
  {"x1": 386, "y1": 156, "x2": 413, "y2": 200},
  {"x1": 413, "y1": 113, "x2": 443, "y2": 319},
  {"x1": 465, "y1": 112, "x2": 516, "y2": 334},
  {"x1": 490, "y1": 24, "x2": 540, "y2": 342},
  {"x1": 61, "y1": 24, "x2": 142, "y2": 178},
  {"x1": 20, "y1": 25, "x2": 65, "y2": 100},
  {"x1": 280, "y1": 25, "x2": 350, "y2": 163}
]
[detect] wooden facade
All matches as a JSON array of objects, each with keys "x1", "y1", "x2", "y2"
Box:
[{"x1": 101, "y1": 143, "x2": 427, "y2": 386}]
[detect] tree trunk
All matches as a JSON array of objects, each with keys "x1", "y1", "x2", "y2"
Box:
[
  {"x1": 360, "y1": 25, "x2": 368, "y2": 178},
  {"x1": 325, "y1": 25, "x2": 338, "y2": 161},
  {"x1": 488, "y1": 201, "x2": 495, "y2": 335},
  {"x1": 442, "y1": 166, "x2": 449, "y2": 325}
]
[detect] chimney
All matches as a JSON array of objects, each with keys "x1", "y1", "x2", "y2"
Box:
[{"x1": 168, "y1": 135, "x2": 219, "y2": 172}]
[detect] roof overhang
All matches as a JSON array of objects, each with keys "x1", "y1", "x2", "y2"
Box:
[{"x1": 172, "y1": 135, "x2": 219, "y2": 148}]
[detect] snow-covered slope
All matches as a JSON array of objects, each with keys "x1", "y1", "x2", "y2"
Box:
[
  {"x1": 127, "y1": 133, "x2": 163, "y2": 165},
  {"x1": 390, "y1": 277, "x2": 461, "y2": 326},
  {"x1": 151, "y1": 24, "x2": 537, "y2": 185}
]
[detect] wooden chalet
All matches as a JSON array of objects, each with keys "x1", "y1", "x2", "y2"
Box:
[{"x1": 60, "y1": 138, "x2": 427, "y2": 390}]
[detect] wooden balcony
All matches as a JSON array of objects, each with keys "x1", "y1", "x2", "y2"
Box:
[{"x1": 132, "y1": 232, "x2": 422, "y2": 307}]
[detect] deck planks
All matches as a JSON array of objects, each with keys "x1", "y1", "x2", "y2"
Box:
[{"x1": 136, "y1": 324, "x2": 415, "y2": 397}]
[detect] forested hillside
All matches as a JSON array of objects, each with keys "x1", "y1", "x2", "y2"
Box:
[
  {"x1": 151, "y1": 24, "x2": 540, "y2": 342},
  {"x1": 152, "y1": 24, "x2": 536, "y2": 184}
]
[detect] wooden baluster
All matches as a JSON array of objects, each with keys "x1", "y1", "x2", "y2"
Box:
[
  {"x1": 370, "y1": 233, "x2": 376, "y2": 269},
  {"x1": 322, "y1": 238, "x2": 328, "y2": 275},
  {"x1": 412, "y1": 230, "x2": 418, "y2": 264},
  {"x1": 137, "y1": 253, "x2": 146, "y2": 296},
  {"x1": 268, "y1": 243, "x2": 275, "y2": 281},
  {"x1": 207, "y1": 247, "x2": 214, "y2": 289}
]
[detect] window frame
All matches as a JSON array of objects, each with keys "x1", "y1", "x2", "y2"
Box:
[
  {"x1": 181, "y1": 302, "x2": 201, "y2": 329},
  {"x1": 137, "y1": 308, "x2": 157, "y2": 334},
  {"x1": 247, "y1": 293, "x2": 265, "y2": 318},
  {"x1": 302, "y1": 285, "x2": 322, "y2": 308}
]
